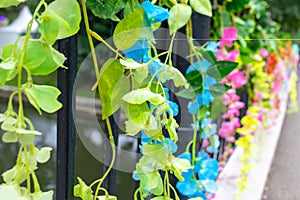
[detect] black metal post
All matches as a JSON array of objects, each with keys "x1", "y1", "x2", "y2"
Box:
[{"x1": 57, "y1": 35, "x2": 77, "y2": 200}]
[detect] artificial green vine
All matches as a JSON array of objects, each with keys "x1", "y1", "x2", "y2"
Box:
[{"x1": 0, "y1": 0, "x2": 81, "y2": 199}]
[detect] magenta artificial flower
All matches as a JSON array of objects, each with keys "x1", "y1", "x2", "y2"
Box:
[{"x1": 219, "y1": 27, "x2": 238, "y2": 48}]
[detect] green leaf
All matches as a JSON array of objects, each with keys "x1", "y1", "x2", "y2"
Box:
[
  {"x1": 38, "y1": 10, "x2": 60, "y2": 45},
  {"x1": 97, "y1": 195, "x2": 117, "y2": 200},
  {"x1": 2, "y1": 167, "x2": 17, "y2": 183},
  {"x1": 87, "y1": 0, "x2": 126, "y2": 21},
  {"x1": 122, "y1": 88, "x2": 165, "y2": 105},
  {"x1": 168, "y1": 4, "x2": 192, "y2": 34},
  {"x1": 124, "y1": 102, "x2": 150, "y2": 120},
  {"x1": 226, "y1": 0, "x2": 250, "y2": 12},
  {"x1": 113, "y1": 8, "x2": 144, "y2": 50},
  {"x1": 190, "y1": 0, "x2": 212, "y2": 17},
  {"x1": 142, "y1": 144, "x2": 169, "y2": 166},
  {"x1": 220, "y1": 9, "x2": 232, "y2": 28},
  {"x1": 31, "y1": 191, "x2": 54, "y2": 200},
  {"x1": 0, "y1": 67, "x2": 15, "y2": 86},
  {"x1": 0, "y1": 185, "x2": 27, "y2": 200},
  {"x1": 45, "y1": 0, "x2": 81, "y2": 39},
  {"x1": 24, "y1": 84, "x2": 62, "y2": 114},
  {"x1": 176, "y1": 87, "x2": 197, "y2": 99},
  {"x1": 209, "y1": 84, "x2": 231, "y2": 98},
  {"x1": 74, "y1": 177, "x2": 93, "y2": 200},
  {"x1": 16, "y1": 129, "x2": 42, "y2": 135},
  {"x1": 19, "y1": 134, "x2": 35, "y2": 145},
  {"x1": 120, "y1": 58, "x2": 147, "y2": 69},
  {"x1": 36, "y1": 147, "x2": 52, "y2": 163},
  {"x1": 165, "y1": 117, "x2": 179, "y2": 141},
  {"x1": 23, "y1": 39, "x2": 66, "y2": 75},
  {"x1": 1, "y1": 43, "x2": 22, "y2": 60},
  {"x1": 123, "y1": 0, "x2": 141, "y2": 17},
  {"x1": 211, "y1": 96, "x2": 226, "y2": 120},
  {"x1": 171, "y1": 157, "x2": 191, "y2": 181},
  {"x1": 160, "y1": 67, "x2": 188, "y2": 88},
  {"x1": 0, "y1": 0, "x2": 26, "y2": 8},
  {"x1": 2, "y1": 132, "x2": 18, "y2": 143},
  {"x1": 99, "y1": 58, "x2": 129, "y2": 119},
  {"x1": 0, "y1": 60, "x2": 16, "y2": 70},
  {"x1": 206, "y1": 61, "x2": 238, "y2": 81}
]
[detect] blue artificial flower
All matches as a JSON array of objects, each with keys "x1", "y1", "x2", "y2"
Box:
[
  {"x1": 143, "y1": 56, "x2": 167, "y2": 78},
  {"x1": 206, "y1": 42, "x2": 220, "y2": 53},
  {"x1": 292, "y1": 44, "x2": 299, "y2": 56},
  {"x1": 206, "y1": 135, "x2": 220, "y2": 154},
  {"x1": 123, "y1": 39, "x2": 149, "y2": 61},
  {"x1": 176, "y1": 151, "x2": 219, "y2": 199},
  {"x1": 142, "y1": 1, "x2": 170, "y2": 24},
  {"x1": 140, "y1": 131, "x2": 178, "y2": 155},
  {"x1": 186, "y1": 61, "x2": 217, "y2": 115},
  {"x1": 163, "y1": 88, "x2": 179, "y2": 116}
]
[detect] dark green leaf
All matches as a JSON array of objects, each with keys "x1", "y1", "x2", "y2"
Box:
[
  {"x1": 226, "y1": 0, "x2": 250, "y2": 12},
  {"x1": 209, "y1": 84, "x2": 231, "y2": 98},
  {"x1": 87, "y1": 0, "x2": 126, "y2": 21},
  {"x1": 206, "y1": 61, "x2": 238, "y2": 81}
]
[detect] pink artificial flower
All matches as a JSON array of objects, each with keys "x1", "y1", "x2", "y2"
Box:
[
  {"x1": 219, "y1": 27, "x2": 238, "y2": 48},
  {"x1": 226, "y1": 69, "x2": 248, "y2": 89},
  {"x1": 216, "y1": 49, "x2": 240, "y2": 62},
  {"x1": 259, "y1": 48, "x2": 269, "y2": 58},
  {"x1": 202, "y1": 138, "x2": 210, "y2": 148}
]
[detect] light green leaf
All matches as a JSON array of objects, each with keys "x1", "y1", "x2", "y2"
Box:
[
  {"x1": 0, "y1": 67, "x2": 15, "y2": 87},
  {"x1": 19, "y1": 134, "x2": 35, "y2": 145},
  {"x1": 125, "y1": 119, "x2": 144, "y2": 136},
  {"x1": 1, "y1": 43, "x2": 22, "y2": 60},
  {"x1": 190, "y1": 0, "x2": 212, "y2": 17},
  {"x1": 0, "y1": 0, "x2": 26, "y2": 8},
  {"x1": 99, "y1": 58, "x2": 129, "y2": 119},
  {"x1": 2, "y1": 132, "x2": 18, "y2": 143},
  {"x1": 38, "y1": 10, "x2": 60, "y2": 45},
  {"x1": 176, "y1": 87, "x2": 197, "y2": 99},
  {"x1": 46, "y1": 0, "x2": 81, "y2": 39},
  {"x1": 122, "y1": 89, "x2": 165, "y2": 105},
  {"x1": 123, "y1": 0, "x2": 141, "y2": 17},
  {"x1": 0, "y1": 60, "x2": 16, "y2": 70},
  {"x1": 120, "y1": 58, "x2": 147, "y2": 69},
  {"x1": 113, "y1": 8, "x2": 144, "y2": 50},
  {"x1": 0, "y1": 185, "x2": 26, "y2": 200},
  {"x1": 211, "y1": 96, "x2": 226, "y2": 120},
  {"x1": 97, "y1": 195, "x2": 117, "y2": 200},
  {"x1": 0, "y1": 114, "x2": 6, "y2": 122},
  {"x1": 23, "y1": 39, "x2": 66, "y2": 75},
  {"x1": 37, "y1": 147, "x2": 52, "y2": 163},
  {"x1": 142, "y1": 144, "x2": 169, "y2": 166},
  {"x1": 16, "y1": 129, "x2": 42, "y2": 135},
  {"x1": 160, "y1": 67, "x2": 188, "y2": 88},
  {"x1": 2, "y1": 167, "x2": 17, "y2": 183},
  {"x1": 165, "y1": 117, "x2": 179, "y2": 141},
  {"x1": 168, "y1": 4, "x2": 192, "y2": 34},
  {"x1": 31, "y1": 191, "x2": 54, "y2": 200},
  {"x1": 74, "y1": 177, "x2": 93, "y2": 200},
  {"x1": 24, "y1": 84, "x2": 62, "y2": 114},
  {"x1": 134, "y1": 66, "x2": 149, "y2": 83}
]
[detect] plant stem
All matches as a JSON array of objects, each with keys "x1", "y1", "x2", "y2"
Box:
[
  {"x1": 93, "y1": 118, "x2": 116, "y2": 199},
  {"x1": 192, "y1": 114, "x2": 197, "y2": 166}
]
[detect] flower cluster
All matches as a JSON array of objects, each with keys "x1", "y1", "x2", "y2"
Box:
[{"x1": 176, "y1": 151, "x2": 218, "y2": 200}]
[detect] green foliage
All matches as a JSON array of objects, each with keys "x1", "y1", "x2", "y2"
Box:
[
  {"x1": 0, "y1": 0, "x2": 26, "y2": 8},
  {"x1": 87, "y1": 0, "x2": 126, "y2": 21},
  {"x1": 168, "y1": 4, "x2": 192, "y2": 34},
  {"x1": 190, "y1": 0, "x2": 212, "y2": 17},
  {"x1": 226, "y1": 0, "x2": 250, "y2": 12},
  {"x1": 206, "y1": 61, "x2": 238, "y2": 81},
  {"x1": 98, "y1": 58, "x2": 130, "y2": 119},
  {"x1": 113, "y1": 8, "x2": 144, "y2": 50}
]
